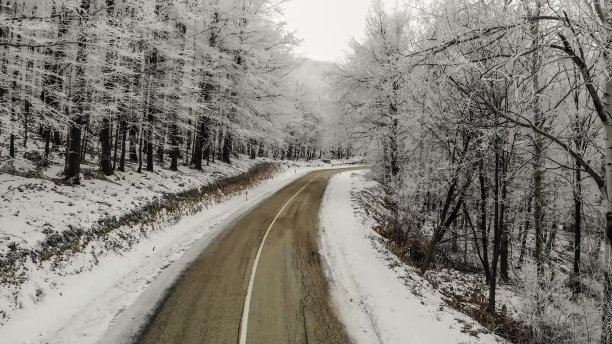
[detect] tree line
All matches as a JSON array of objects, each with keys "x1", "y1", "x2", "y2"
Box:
[
  {"x1": 336, "y1": 0, "x2": 612, "y2": 342},
  {"x1": 0, "y1": 0, "x2": 335, "y2": 185}
]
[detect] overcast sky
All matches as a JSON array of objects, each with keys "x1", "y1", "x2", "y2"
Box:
[{"x1": 282, "y1": 0, "x2": 373, "y2": 62}]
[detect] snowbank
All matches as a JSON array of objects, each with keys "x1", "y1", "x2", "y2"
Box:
[
  {"x1": 0, "y1": 158, "x2": 356, "y2": 344},
  {"x1": 319, "y1": 170, "x2": 504, "y2": 344}
]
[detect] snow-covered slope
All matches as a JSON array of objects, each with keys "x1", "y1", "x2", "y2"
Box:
[
  {"x1": 0, "y1": 163, "x2": 348, "y2": 344},
  {"x1": 319, "y1": 170, "x2": 504, "y2": 344}
]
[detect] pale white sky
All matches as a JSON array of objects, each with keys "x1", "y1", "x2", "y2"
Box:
[{"x1": 282, "y1": 0, "x2": 373, "y2": 62}]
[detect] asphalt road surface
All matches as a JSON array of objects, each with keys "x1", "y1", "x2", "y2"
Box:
[{"x1": 137, "y1": 168, "x2": 355, "y2": 344}]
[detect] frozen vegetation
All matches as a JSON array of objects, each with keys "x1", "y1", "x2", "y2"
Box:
[{"x1": 1, "y1": 0, "x2": 612, "y2": 343}]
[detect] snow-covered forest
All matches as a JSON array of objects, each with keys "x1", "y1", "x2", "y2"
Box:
[
  {"x1": 0, "y1": 0, "x2": 348, "y2": 181},
  {"x1": 336, "y1": 0, "x2": 612, "y2": 343},
  {"x1": 2, "y1": 0, "x2": 612, "y2": 343},
  {"x1": 0, "y1": 0, "x2": 354, "y2": 339}
]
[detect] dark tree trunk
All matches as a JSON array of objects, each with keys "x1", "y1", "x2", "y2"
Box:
[
  {"x1": 420, "y1": 137, "x2": 472, "y2": 274},
  {"x1": 169, "y1": 19, "x2": 186, "y2": 172},
  {"x1": 80, "y1": 124, "x2": 88, "y2": 159},
  {"x1": 44, "y1": 128, "x2": 51, "y2": 160},
  {"x1": 518, "y1": 196, "x2": 532, "y2": 268},
  {"x1": 169, "y1": 124, "x2": 179, "y2": 171},
  {"x1": 573, "y1": 160, "x2": 582, "y2": 275},
  {"x1": 146, "y1": 120, "x2": 154, "y2": 172},
  {"x1": 222, "y1": 130, "x2": 232, "y2": 164},
  {"x1": 53, "y1": 130, "x2": 61, "y2": 149},
  {"x1": 102, "y1": 0, "x2": 117, "y2": 175},
  {"x1": 211, "y1": 127, "x2": 217, "y2": 163},
  {"x1": 204, "y1": 119, "x2": 210, "y2": 166},
  {"x1": 421, "y1": 176, "x2": 464, "y2": 273},
  {"x1": 65, "y1": 119, "x2": 83, "y2": 184},
  {"x1": 137, "y1": 126, "x2": 143, "y2": 173},
  {"x1": 487, "y1": 147, "x2": 502, "y2": 313},
  {"x1": 184, "y1": 121, "x2": 192, "y2": 166},
  {"x1": 604, "y1": 272, "x2": 612, "y2": 344},
  {"x1": 479, "y1": 159, "x2": 491, "y2": 282},
  {"x1": 118, "y1": 120, "x2": 127, "y2": 172},
  {"x1": 112, "y1": 121, "x2": 120, "y2": 170},
  {"x1": 64, "y1": 130, "x2": 70, "y2": 168},
  {"x1": 146, "y1": 138, "x2": 154, "y2": 172},
  {"x1": 192, "y1": 120, "x2": 206, "y2": 170},
  {"x1": 9, "y1": 133, "x2": 15, "y2": 158},
  {"x1": 23, "y1": 100, "x2": 29, "y2": 147},
  {"x1": 420, "y1": 196, "x2": 464, "y2": 274},
  {"x1": 258, "y1": 141, "x2": 264, "y2": 157},
  {"x1": 157, "y1": 128, "x2": 165, "y2": 165},
  {"x1": 389, "y1": 81, "x2": 400, "y2": 177},
  {"x1": 129, "y1": 125, "x2": 138, "y2": 162},
  {"x1": 100, "y1": 118, "x2": 114, "y2": 175},
  {"x1": 250, "y1": 139, "x2": 256, "y2": 159},
  {"x1": 65, "y1": 0, "x2": 92, "y2": 184},
  {"x1": 500, "y1": 160, "x2": 509, "y2": 282}
]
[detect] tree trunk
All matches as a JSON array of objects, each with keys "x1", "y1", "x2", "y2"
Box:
[
  {"x1": 65, "y1": 118, "x2": 83, "y2": 184},
  {"x1": 500, "y1": 156, "x2": 509, "y2": 282},
  {"x1": 479, "y1": 159, "x2": 491, "y2": 282},
  {"x1": 23, "y1": 100, "x2": 29, "y2": 147},
  {"x1": 222, "y1": 129, "x2": 232, "y2": 164},
  {"x1": 9, "y1": 133, "x2": 14, "y2": 158},
  {"x1": 212, "y1": 127, "x2": 217, "y2": 163},
  {"x1": 44, "y1": 128, "x2": 51, "y2": 162},
  {"x1": 65, "y1": 0, "x2": 91, "y2": 185},
  {"x1": 118, "y1": 119, "x2": 127, "y2": 172},
  {"x1": 100, "y1": 118, "x2": 114, "y2": 175},
  {"x1": 389, "y1": 81, "x2": 400, "y2": 178},
  {"x1": 184, "y1": 121, "x2": 192, "y2": 166},
  {"x1": 169, "y1": 123, "x2": 179, "y2": 171},
  {"x1": 487, "y1": 146, "x2": 502, "y2": 313},
  {"x1": 420, "y1": 182, "x2": 465, "y2": 274},
  {"x1": 137, "y1": 124, "x2": 143, "y2": 173},
  {"x1": 601, "y1": 80, "x2": 612, "y2": 344},
  {"x1": 192, "y1": 120, "x2": 204, "y2": 170},
  {"x1": 204, "y1": 118, "x2": 210, "y2": 166},
  {"x1": 81, "y1": 124, "x2": 89, "y2": 159},
  {"x1": 146, "y1": 119, "x2": 154, "y2": 172},
  {"x1": 54, "y1": 130, "x2": 61, "y2": 150},
  {"x1": 129, "y1": 125, "x2": 138, "y2": 162},
  {"x1": 168, "y1": 20, "x2": 186, "y2": 172},
  {"x1": 573, "y1": 160, "x2": 581, "y2": 275},
  {"x1": 112, "y1": 121, "x2": 120, "y2": 170},
  {"x1": 157, "y1": 128, "x2": 165, "y2": 165},
  {"x1": 518, "y1": 196, "x2": 532, "y2": 268},
  {"x1": 250, "y1": 139, "x2": 256, "y2": 159},
  {"x1": 529, "y1": 0, "x2": 545, "y2": 281}
]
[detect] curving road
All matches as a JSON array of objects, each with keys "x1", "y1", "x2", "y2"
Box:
[{"x1": 136, "y1": 169, "x2": 355, "y2": 344}]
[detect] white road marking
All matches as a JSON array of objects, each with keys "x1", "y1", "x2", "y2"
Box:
[{"x1": 238, "y1": 172, "x2": 322, "y2": 344}]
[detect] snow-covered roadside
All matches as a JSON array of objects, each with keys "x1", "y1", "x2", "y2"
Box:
[
  {"x1": 318, "y1": 170, "x2": 504, "y2": 344},
  {"x1": 0, "y1": 164, "x2": 338, "y2": 344}
]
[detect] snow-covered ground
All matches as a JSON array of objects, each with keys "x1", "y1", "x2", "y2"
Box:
[
  {"x1": 0, "y1": 158, "x2": 357, "y2": 344},
  {"x1": 1, "y1": 156, "x2": 297, "y2": 252},
  {"x1": 319, "y1": 170, "x2": 504, "y2": 344}
]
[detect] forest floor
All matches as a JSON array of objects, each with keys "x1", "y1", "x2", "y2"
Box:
[
  {"x1": 0, "y1": 144, "x2": 357, "y2": 343},
  {"x1": 319, "y1": 170, "x2": 504, "y2": 344}
]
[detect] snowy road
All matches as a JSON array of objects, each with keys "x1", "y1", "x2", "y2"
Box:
[{"x1": 131, "y1": 168, "x2": 356, "y2": 344}]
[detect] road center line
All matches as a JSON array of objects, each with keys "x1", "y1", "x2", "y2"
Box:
[{"x1": 238, "y1": 172, "x2": 323, "y2": 344}]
